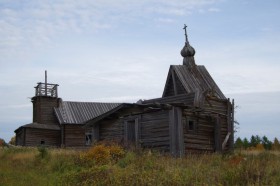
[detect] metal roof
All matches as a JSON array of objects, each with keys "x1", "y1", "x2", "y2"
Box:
[
  {"x1": 54, "y1": 101, "x2": 121, "y2": 124},
  {"x1": 15, "y1": 122, "x2": 60, "y2": 132},
  {"x1": 162, "y1": 65, "x2": 226, "y2": 99}
]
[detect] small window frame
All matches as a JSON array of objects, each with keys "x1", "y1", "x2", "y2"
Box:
[
  {"x1": 185, "y1": 118, "x2": 197, "y2": 133},
  {"x1": 85, "y1": 133, "x2": 92, "y2": 146}
]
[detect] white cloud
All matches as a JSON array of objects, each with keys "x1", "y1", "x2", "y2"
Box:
[
  {"x1": 208, "y1": 7, "x2": 220, "y2": 12},
  {"x1": 0, "y1": 0, "x2": 222, "y2": 60}
]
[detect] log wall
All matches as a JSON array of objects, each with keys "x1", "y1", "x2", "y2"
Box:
[
  {"x1": 183, "y1": 97, "x2": 231, "y2": 153},
  {"x1": 140, "y1": 110, "x2": 170, "y2": 152},
  {"x1": 99, "y1": 119, "x2": 124, "y2": 142},
  {"x1": 32, "y1": 96, "x2": 60, "y2": 125},
  {"x1": 204, "y1": 98, "x2": 232, "y2": 151},
  {"x1": 63, "y1": 124, "x2": 85, "y2": 147},
  {"x1": 183, "y1": 114, "x2": 215, "y2": 153},
  {"x1": 16, "y1": 128, "x2": 25, "y2": 146},
  {"x1": 24, "y1": 128, "x2": 60, "y2": 147}
]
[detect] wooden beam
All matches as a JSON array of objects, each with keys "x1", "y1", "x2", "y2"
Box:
[
  {"x1": 176, "y1": 107, "x2": 185, "y2": 157},
  {"x1": 222, "y1": 132, "x2": 231, "y2": 150},
  {"x1": 169, "y1": 107, "x2": 184, "y2": 157},
  {"x1": 169, "y1": 108, "x2": 176, "y2": 155},
  {"x1": 214, "y1": 114, "x2": 222, "y2": 152},
  {"x1": 45, "y1": 70, "x2": 47, "y2": 96},
  {"x1": 171, "y1": 69, "x2": 178, "y2": 95},
  {"x1": 231, "y1": 99, "x2": 235, "y2": 150}
]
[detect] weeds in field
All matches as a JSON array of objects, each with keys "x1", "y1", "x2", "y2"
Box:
[{"x1": 1, "y1": 145, "x2": 280, "y2": 186}]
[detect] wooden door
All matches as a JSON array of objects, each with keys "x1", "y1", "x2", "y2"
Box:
[{"x1": 124, "y1": 118, "x2": 139, "y2": 147}]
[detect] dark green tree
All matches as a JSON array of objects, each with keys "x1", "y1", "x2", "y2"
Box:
[
  {"x1": 272, "y1": 137, "x2": 280, "y2": 151},
  {"x1": 234, "y1": 137, "x2": 243, "y2": 149},
  {"x1": 262, "y1": 136, "x2": 272, "y2": 150},
  {"x1": 243, "y1": 137, "x2": 249, "y2": 149},
  {"x1": 250, "y1": 135, "x2": 258, "y2": 147},
  {"x1": 255, "y1": 135, "x2": 262, "y2": 144}
]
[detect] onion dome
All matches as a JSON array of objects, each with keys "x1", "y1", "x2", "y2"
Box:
[
  {"x1": 181, "y1": 42, "x2": 195, "y2": 57},
  {"x1": 181, "y1": 24, "x2": 196, "y2": 67}
]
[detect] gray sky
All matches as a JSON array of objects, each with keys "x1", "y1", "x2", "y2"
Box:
[{"x1": 1, "y1": 0, "x2": 280, "y2": 142}]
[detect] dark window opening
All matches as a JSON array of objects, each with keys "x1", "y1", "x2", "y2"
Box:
[
  {"x1": 85, "y1": 134, "x2": 92, "y2": 146},
  {"x1": 40, "y1": 140, "x2": 45, "y2": 145},
  {"x1": 189, "y1": 120, "x2": 194, "y2": 131},
  {"x1": 185, "y1": 118, "x2": 197, "y2": 133}
]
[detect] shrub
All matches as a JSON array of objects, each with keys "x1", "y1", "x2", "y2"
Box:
[
  {"x1": 37, "y1": 146, "x2": 49, "y2": 159},
  {"x1": 81, "y1": 143, "x2": 125, "y2": 165},
  {"x1": 9, "y1": 136, "x2": 16, "y2": 145},
  {"x1": 107, "y1": 145, "x2": 125, "y2": 162},
  {"x1": 0, "y1": 138, "x2": 6, "y2": 147}
]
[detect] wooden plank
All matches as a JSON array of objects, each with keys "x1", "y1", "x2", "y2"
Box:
[
  {"x1": 176, "y1": 107, "x2": 185, "y2": 157},
  {"x1": 222, "y1": 132, "x2": 231, "y2": 150},
  {"x1": 214, "y1": 115, "x2": 222, "y2": 152},
  {"x1": 169, "y1": 108, "x2": 176, "y2": 155},
  {"x1": 230, "y1": 99, "x2": 235, "y2": 150},
  {"x1": 171, "y1": 69, "x2": 178, "y2": 95}
]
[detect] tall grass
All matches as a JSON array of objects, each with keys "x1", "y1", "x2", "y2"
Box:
[{"x1": 1, "y1": 145, "x2": 280, "y2": 186}]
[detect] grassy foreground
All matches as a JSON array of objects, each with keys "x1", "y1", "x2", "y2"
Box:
[{"x1": 1, "y1": 146, "x2": 280, "y2": 186}]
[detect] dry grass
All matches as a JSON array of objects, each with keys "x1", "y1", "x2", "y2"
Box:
[{"x1": 1, "y1": 146, "x2": 280, "y2": 186}]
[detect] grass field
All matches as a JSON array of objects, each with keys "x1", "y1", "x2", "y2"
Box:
[{"x1": 1, "y1": 145, "x2": 280, "y2": 186}]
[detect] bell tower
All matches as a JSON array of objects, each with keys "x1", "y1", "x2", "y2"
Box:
[{"x1": 32, "y1": 71, "x2": 60, "y2": 125}]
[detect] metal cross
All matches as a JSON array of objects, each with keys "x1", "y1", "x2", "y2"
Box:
[{"x1": 183, "y1": 24, "x2": 188, "y2": 43}]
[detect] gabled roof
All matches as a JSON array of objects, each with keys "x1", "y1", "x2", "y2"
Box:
[
  {"x1": 54, "y1": 101, "x2": 121, "y2": 124},
  {"x1": 162, "y1": 65, "x2": 226, "y2": 99}
]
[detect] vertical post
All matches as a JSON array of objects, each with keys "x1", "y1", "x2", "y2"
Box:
[
  {"x1": 171, "y1": 69, "x2": 178, "y2": 95},
  {"x1": 176, "y1": 107, "x2": 185, "y2": 157},
  {"x1": 231, "y1": 99, "x2": 235, "y2": 150},
  {"x1": 45, "y1": 70, "x2": 47, "y2": 96},
  {"x1": 61, "y1": 125, "x2": 64, "y2": 147},
  {"x1": 135, "y1": 118, "x2": 139, "y2": 148},
  {"x1": 169, "y1": 107, "x2": 184, "y2": 157},
  {"x1": 169, "y1": 107, "x2": 176, "y2": 155},
  {"x1": 214, "y1": 114, "x2": 222, "y2": 152}
]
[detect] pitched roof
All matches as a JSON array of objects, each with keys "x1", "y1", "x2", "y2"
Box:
[
  {"x1": 15, "y1": 122, "x2": 60, "y2": 132},
  {"x1": 142, "y1": 93, "x2": 195, "y2": 105},
  {"x1": 54, "y1": 101, "x2": 121, "y2": 124},
  {"x1": 86, "y1": 94, "x2": 202, "y2": 127},
  {"x1": 162, "y1": 65, "x2": 226, "y2": 99}
]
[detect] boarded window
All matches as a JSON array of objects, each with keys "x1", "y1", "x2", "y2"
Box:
[{"x1": 85, "y1": 133, "x2": 92, "y2": 146}]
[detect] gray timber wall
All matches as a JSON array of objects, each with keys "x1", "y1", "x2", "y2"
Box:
[
  {"x1": 63, "y1": 124, "x2": 85, "y2": 147},
  {"x1": 32, "y1": 96, "x2": 60, "y2": 125},
  {"x1": 99, "y1": 120, "x2": 124, "y2": 141},
  {"x1": 16, "y1": 128, "x2": 25, "y2": 146},
  {"x1": 182, "y1": 114, "x2": 215, "y2": 153},
  {"x1": 204, "y1": 98, "x2": 231, "y2": 151},
  {"x1": 24, "y1": 128, "x2": 60, "y2": 147},
  {"x1": 182, "y1": 98, "x2": 231, "y2": 153},
  {"x1": 140, "y1": 110, "x2": 170, "y2": 152}
]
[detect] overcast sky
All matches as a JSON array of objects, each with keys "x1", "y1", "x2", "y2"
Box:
[{"x1": 1, "y1": 0, "x2": 280, "y2": 142}]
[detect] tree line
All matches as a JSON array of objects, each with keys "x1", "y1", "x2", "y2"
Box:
[{"x1": 234, "y1": 135, "x2": 280, "y2": 150}]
